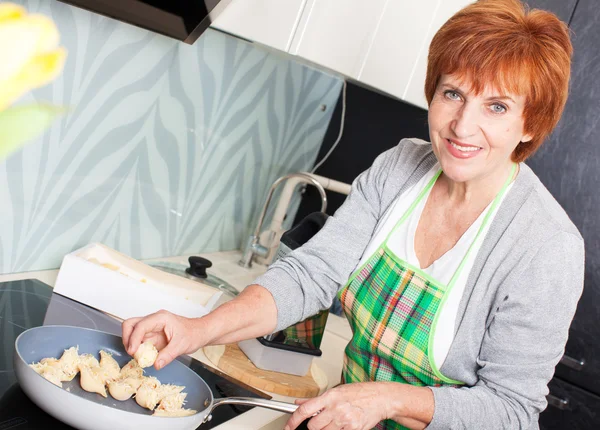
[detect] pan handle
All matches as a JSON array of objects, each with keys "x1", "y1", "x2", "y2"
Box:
[{"x1": 209, "y1": 396, "x2": 299, "y2": 415}]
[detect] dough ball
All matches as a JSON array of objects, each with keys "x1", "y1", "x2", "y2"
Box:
[
  {"x1": 39, "y1": 358, "x2": 65, "y2": 377},
  {"x1": 120, "y1": 359, "x2": 144, "y2": 379},
  {"x1": 153, "y1": 393, "x2": 197, "y2": 417},
  {"x1": 30, "y1": 347, "x2": 81, "y2": 385},
  {"x1": 133, "y1": 342, "x2": 158, "y2": 368},
  {"x1": 78, "y1": 363, "x2": 107, "y2": 398},
  {"x1": 40, "y1": 357, "x2": 61, "y2": 368},
  {"x1": 158, "y1": 392, "x2": 186, "y2": 411},
  {"x1": 99, "y1": 350, "x2": 121, "y2": 382},
  {"x1": 30, "y1": 362, "x2": 63, "y2": 388},
  {"x1": 107, "y1": 377, "x2": 144, "y2": 401},
  {"x1": 135, "y1": 377, "x2": 187, "y2": 411},
  {"x1": 41, "y1": 368, "x2": 64, "y2": 388},
  {"x1": 135, "y1": 376, "x2": 162, "y2": 410},
  {"x1": 79, "y1": 353, "x2": 100, "y2": 368},
  {"x1": 57, "y1": 346, "x2": 80, "y2": 381},
  {"x1": 152, "y1": 392, "x2": 196, "y2": 416},
  {"x1": 158, "y1": 383, "x2": 184, "y2": 398}
]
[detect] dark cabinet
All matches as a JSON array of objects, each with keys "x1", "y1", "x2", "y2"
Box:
[
  {"x1": 540, "y1": 378, "x2": 600, "y2": 430},
  {"x1": 554, "y1": 304, "x2": 600, "y2": 396},
  {"x1": 525, "y1": 0, "x2": 577, "y2": 24},
  {"x1": 526, "y1": 0, "x2": 600, "y2": 427}
]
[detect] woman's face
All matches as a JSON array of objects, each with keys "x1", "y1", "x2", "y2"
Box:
[{"x1": 428, "y1": 74, "x2": 533, "y2": 184}]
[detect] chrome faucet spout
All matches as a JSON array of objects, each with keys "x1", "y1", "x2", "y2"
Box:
[{"x1": 238, "y1": 173, "x2": 328, "y2": 269}]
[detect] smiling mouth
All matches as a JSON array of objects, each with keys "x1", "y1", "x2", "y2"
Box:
[{"x1": 446, "y1": 138, "x2": 482, "y2": 152}]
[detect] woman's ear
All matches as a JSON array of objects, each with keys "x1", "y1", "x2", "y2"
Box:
[{"x1": 521, "y1": 132, "x2": 534, "y2": 143}]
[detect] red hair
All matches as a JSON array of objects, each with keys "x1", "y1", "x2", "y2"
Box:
[{"x1": 425, "y1": 0, "x2": 573, "y2": 162}]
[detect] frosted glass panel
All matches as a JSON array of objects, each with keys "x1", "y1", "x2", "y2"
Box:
[{"x1": 0, "y1": 0, "x2": 342, "y2": 273}]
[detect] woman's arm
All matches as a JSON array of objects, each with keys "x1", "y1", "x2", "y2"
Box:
[
  {"x1": 122, "y1": 140, "x2": 435, "y2": 370},
  {"x1": 255, "y1": 140, "x2": 431, "y2": 332},
  {"x1": 193, "y1": 284, "x2": 278, "y2": 345},
  {"x1": 122, "y1": 141, "x2": 424, "y2": 367},
  {"x1": 123, "y1": 284, "x2": 278, "y2": 368}
]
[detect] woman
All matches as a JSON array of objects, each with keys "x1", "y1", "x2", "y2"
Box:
[{"x1": 122, "y1": 0, "x2": 584, "y2": 428}]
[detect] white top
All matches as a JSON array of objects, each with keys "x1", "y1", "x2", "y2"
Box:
[{"x1": 357, "y1": 163, "x2": 513, "y2": 369}]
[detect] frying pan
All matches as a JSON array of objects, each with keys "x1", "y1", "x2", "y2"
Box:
[{"x1": 14, "y1": 325, "x2": 300, "y2": 430}]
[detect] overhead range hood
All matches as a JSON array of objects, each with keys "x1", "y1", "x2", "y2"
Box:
[{"x1": 59, "y1": 0, "x2": 233, "y2": 44}]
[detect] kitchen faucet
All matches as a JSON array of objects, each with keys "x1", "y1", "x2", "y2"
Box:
[{"x1": 238, "y1": 172, "x2": 351, "y2": 268}]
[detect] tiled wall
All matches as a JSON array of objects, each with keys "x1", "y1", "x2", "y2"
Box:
[{"x1": 0, "y1": 0, "x2": 342, "y2": 273}]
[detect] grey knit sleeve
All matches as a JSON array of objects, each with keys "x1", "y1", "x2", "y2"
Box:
[
  {"x1": 426, "y1": 230, "x2": 585, "y2": 430},
  {"x1": 252, "y1": 143, "x2": 404, "y2": 331}
]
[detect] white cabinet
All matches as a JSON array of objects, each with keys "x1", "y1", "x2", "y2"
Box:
[
  {"x1": 212, "y1": 0, "x2": 474, "y2": 109},
  {"x1": 210, "y1": 0, "x2": 306, "y2": 52},
  {"x1": 289, "y1": 0, "x2": 388, "y2": 78},
  {"x1": 358, "y1": 0, "x2": 474, "y2": 109},
  {"x1": 357, "y1": 0, "x2": 439, "y2": 108},
  {"x1": 402, "y1": 0, "x2": 475, "y2": 109}
]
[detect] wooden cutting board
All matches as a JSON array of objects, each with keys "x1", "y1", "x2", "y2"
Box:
[{"x1": 203, "y1": 343, "x2": 328, "y2": 398}]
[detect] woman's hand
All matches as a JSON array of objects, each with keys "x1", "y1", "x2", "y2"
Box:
[
  {"x1": 121, "y1": 285, "x2": 279, "y2": 372},
  {"x1": 122, "y1": 309, "x2": 202, "y2": 370},
  {"x1": 284, "y1": 382, "x2": 390, "y2": 430},
  {"x1": 284, "y1": 381, "x2": 434, "y2": 430}
]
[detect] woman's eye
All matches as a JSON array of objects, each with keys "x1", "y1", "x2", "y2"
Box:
[
  {"x1": 490, "y1": 103, "x2": 507, "y2": 114},
  {"x1": 444, "y1": 90, "x2": 461, "y2": 101}
]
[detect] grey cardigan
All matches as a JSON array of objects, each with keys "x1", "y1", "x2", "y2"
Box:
[{"x1": 253, "y1": 138, "x2": 585, "y2": 429}]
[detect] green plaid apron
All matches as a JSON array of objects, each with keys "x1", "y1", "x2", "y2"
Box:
[
  {"x1": 337, "y1": 164, "x2": 515, "y2": 429},
  {"x1": 281, "y1": 309, "x2": 328, "y2": 349}
]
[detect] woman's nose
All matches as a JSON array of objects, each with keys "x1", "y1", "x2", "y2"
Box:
[{"x1": 451, "y1": 103, "x2": 479, "y2": 138}]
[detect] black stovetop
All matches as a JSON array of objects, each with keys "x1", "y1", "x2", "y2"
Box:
[{"x1": 0, "y1": 279, "x2": 269, "y2": 429}]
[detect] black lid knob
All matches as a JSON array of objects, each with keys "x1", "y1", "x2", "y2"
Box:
[{"x1": 186, "y1": 256, "x2": 212, "y2": 279}]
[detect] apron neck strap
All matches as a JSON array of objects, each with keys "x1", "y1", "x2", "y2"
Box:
[
  {"x1": 380, "y1": 162, "x2": 517, "y2": 288},
  {"x1": 447, "y1": 162, "x2": 517, "y2": 288},
  {"x1": 382, "y1": 169, "x2": 442, "y2": 245}
]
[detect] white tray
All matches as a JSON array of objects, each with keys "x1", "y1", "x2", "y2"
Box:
[{"x1": 53, "y1": 243, "x2": 222, "y2": 321}]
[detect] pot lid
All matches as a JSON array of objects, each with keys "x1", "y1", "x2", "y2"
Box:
[{"x1": 148, "y1": 256, "x2": 239, "y2": 298}]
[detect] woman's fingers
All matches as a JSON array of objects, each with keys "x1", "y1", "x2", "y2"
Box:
[
  {"x1": 287, "y1": 382, "x2": 388, "y2": 430},
  {"x1": 301, "y1": 411, "x2": 334, "y2": 430},
  {"x1": 155, "y1": 340, "x2": 183, "y2": 369},
  {"x1": 122, "y1": 310, "x2": 195, "y2": 369},
  {"x1": 154, "y1": 332, "x2": 186, "y2": 369},
  {"x1": 142, "y1": 332, "x2": 168, "y2": 351},
  {"x1": 126, "y1": 311, "x2": 167, "y2": 355},
  {"x1": 121, "y1": 317, "x2": 142, "y2": 350},
  {"x1": 286, "y1": 398, "x2": 325, "y2": 430}
]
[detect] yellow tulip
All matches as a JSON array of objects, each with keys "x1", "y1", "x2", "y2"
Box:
[
  {"x1": 0, "y1": 2, "x2": 67, "y2": 111},
  {"x1": 0, "y1": 3, "x2": 25, "y2": 21}
]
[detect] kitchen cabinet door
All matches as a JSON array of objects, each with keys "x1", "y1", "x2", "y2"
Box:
[
  {"x1": 357, "y1": 0, "x2": 439, "y2": 103},
  {"x1": 289, "y1": 0, "x2": 389, "y2": 79},
  {"x1": 526, "y1": 0, "x2": 600, "y2": 397},
  {"x1": 539, "y1": 378, "x2": 600, "y2": 430},
  {"x1": 403, "y1": 0, "x2": 475, "y2": 109},
  {"x1": 210, "y1": 0, "x2": 307, "y2": 52}
]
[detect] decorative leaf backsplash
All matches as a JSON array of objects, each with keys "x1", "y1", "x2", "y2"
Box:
[{"x1": 0, "y1": 0, "x2": 342, "y2": 273}]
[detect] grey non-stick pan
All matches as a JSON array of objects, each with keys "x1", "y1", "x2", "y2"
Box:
[{"x1": 14, "y1": 325, "x2": 300, "y2": 430}]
